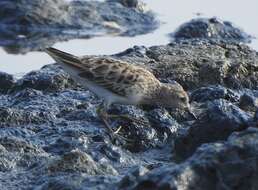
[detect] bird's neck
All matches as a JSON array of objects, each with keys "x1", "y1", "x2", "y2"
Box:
[{"x1": 140, "y1": 83, "x2": 163, "y2": 106}]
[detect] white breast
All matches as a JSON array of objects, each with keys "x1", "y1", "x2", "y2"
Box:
[{"x1": 58, "y1": 63, "x2": 138, "y2": 105}]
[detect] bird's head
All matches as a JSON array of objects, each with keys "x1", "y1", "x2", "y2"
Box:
[
  {"x1": 157, "y1": 82, "x2": 196, "y2": 119},
  {"x1": 159, "y1": 82, "x2": 189, "y2": 109}
]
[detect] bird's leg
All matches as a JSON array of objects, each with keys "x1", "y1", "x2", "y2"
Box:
[
  {"x1": 96, "y1": 102, "x2": 132, "y2": 143},
  {"x1": 103, "y1": 113, "x2": 149, "y2": 135},
  {"x1": 96, "y1": 102, "x2": 114, "y2": 135}
]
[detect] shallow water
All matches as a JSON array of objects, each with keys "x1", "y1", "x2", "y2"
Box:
[{"x1": 0, "y1": 0, "x2": 258, "y2": 75}]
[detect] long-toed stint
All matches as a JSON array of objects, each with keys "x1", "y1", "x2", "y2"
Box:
[{"x1": 45, "y1": 47, "x2": 196, "y2": 142}]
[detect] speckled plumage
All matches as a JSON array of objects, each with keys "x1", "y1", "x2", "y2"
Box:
[
  {"x1": 45, "y1": 47, "x2": 191, "y2": 111},
  {"x1": 77, "y1": 56, "x2": 161, "y2": 103}
]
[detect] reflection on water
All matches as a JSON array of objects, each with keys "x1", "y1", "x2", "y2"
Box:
[
  {"x1": 0, "y1": 48, "x2": 53, "y2": 77},
  {"x1": 0, "y1": 0, "x2": 258, "y2": 75}
]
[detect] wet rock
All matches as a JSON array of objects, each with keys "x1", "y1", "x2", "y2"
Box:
[
  {"x1": 42, "y1": 127, "x2": 95, "y2": 156},
  {"x1": 13, "y1": 87, "x2": 43, "y2": 99},
  {"x1": 0, "y1": 71, "x2": 15, "y2": 93},
  {"x1": 144, "y1": 40, "x2": 258, "y2": 90},
  {"x1": 14, "y1": 64, "x2": 77, "y2": 92},
  {"x1": 63, "y1": 104, "x2": 99, "y2": 123},
  {"x1": 146, "y1": 108, "x2": 181, "y2": 140},
  {"x1": 174, "y1": 99, "x2": 252, "y2": 160},
  {"x1": 255, "y1": 108, "x2": 258, "y2": 120},
  {"x1": 109, "y1": 0, "x2": 139, "y2": 8},
  {"x1": 0, "y1": 0, "x2": 69, "y2": 26},
  {"x1": 114, "y1": 45, "x2": 150, "y2": 64},
  {"x1": 0, "y1": 136, "x2": 41, "y2": 153},
  {"x1": 48, "y1": 149, "x2": 118, "y2": 175},
  {"x1": 39, "y1": 175, "x2": 119, "y2": 190},
  {"x1": 239, "y1": 93, "x2": 258, "y2": 112},
  {"x1": 97, "y1": 143, "x2": 123, "y2": 162},
  {"x1": 118, "y1": 166, "x2": 149, "y2": 189},
  {"x1": 0, "y1": 106, "x2": 52, "y2": 125},
  {"x1": 39, "y1": 179, "x2": 77, "y2": 190},
  {"x1": 0, "y1": 136, "x2": 47, "y2": 173},
  {"x1": 108, "y1": 105, "x2": 157, "y2": 152},
  {"x1": 0, "y1": 29, "x2": 258, "y2": 189},
  {"x1": 0, "y1": 0, "x2": 158, "y2": 54},
  {"x1": 190, "y1": 85, "x2": 240, "y2": 103},
  {"x1": 172, "y1": 17, "x2": 253, "y2": 43},
  {"x1": 129, "y1": 128, "x2": 258, "y2": 190},
  {"x1": 0, "y1": 87, "x2": 94, "y2": 126}
]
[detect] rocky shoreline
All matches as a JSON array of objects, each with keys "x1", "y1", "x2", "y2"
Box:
[
  {"x1": 0, "y1": 0, "x2": 258, "y2": 189},
  {"x1": 0, "y1": 37, "x2": 257, "y2": 189}
]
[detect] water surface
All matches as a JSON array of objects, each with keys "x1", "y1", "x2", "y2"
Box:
[{"x1": 1, "y1": 0, "x2": 258, "y2": 75}]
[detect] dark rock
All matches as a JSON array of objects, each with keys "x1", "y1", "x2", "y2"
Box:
[
  {"x1": 109, "y1": 0, "x2": 139, "y2": 8},
  {"x1": 48, "y1": 149, "x2": 118, "y2": 175},
  {"x1": 118, "y1": 166, "x2": 149, "y2": 189},
  {"x1": 0, "y1": 87, "x2": 93, "y2": 126},
  {"x1": 0, "y1": 136, "x2": 47, "y2": 172},
  {"x1": 0, "y1": 31, "x2": 258, "y2": 189},
  {"x1": 0, "y1": 136, "x2": 42, "y2": 154},
  {"x1": 14, "y1": 64, "x2": 77, "y2": 92},
  {"x1": 98, "y1": 144, "x2": 122, "y2": 162},
  {"x1": 108, "y1": 105, "x2": 157, "y2": 152},
  {"x1": 129, "y1": 128, "x2": 258, "y2": 190},
  {"x1": 190, "y1": 85, "x2": 240, "y2": 103},
  {"x1": 144, "y1": 40, "x2": 258, "y2": 90},
  {"x1": 255, "y1": 109, "x2": 258, "y2": 123},
  {"x1": 146, "y1": 108, "x2": 181, "y2": 140},
  {"x1": 172, "y1": 17, "x2": 253, "y2": 43},
  {"x1": 0, "y1": 106, "x2": 53, "y2": 125},
  {"x1": 0, "y1": 0, "x2": 158, "y2": 54},
  {"x1": 62, "y1": 103, "x2": 99, "y2": 123},
  {"x1": 174, "y1": 99, "x2": 252, "y2": 160},
  {"x1": 0, "y1": 71, "x2": 15, "y2": 93},
  {"x1": 39, "y1": 179, "x2": 77, "y2": 190},
  {"x1": 39, "y1": 175, "x2": 119, "y2": 190},
  {"x1": 43, "y1": 132, "x2": 90, "y2": 155},
  {"x1": 12, "y1": 88, "x2": 43, "y2": 104},
  {"x1": 239, "y1": 93, "x2": 258, "y2": 112},
  {"x1": 0, "y1": 0, "x2": 69, "y2": 26},
  {"x1": 114, "y1": 45, "x2": 149, "y2": 63}
]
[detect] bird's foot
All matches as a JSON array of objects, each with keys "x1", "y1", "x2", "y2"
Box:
[
  {"x1": 114, "y1": 125, "x2": 123, "y2": 134},
  {"x1": 96, "y1": 107, "x2": 133, "y2": 144},
  {"x1": 96, "y1": 103, "x2": 149, "y2": 144},
  {"x1": 111, "y1": 132, "x2": 134, "y2": 145}
]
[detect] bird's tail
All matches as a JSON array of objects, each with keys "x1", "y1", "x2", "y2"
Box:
[{"x1": 45, "y1": 47, "x2": 83, "y2": 69}]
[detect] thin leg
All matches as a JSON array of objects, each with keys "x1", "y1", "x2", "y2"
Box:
[
  {"x1": 96, "y1": 102, "x2": 133, "y2": 143},
  {"x1": 102, "y1": 114, "x2": 149, "y2": 135},
  {"x1": 96, "y1": 102, "x2": 114, "y2": 135}
]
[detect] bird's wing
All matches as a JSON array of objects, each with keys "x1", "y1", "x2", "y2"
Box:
[
  {"x1": 45, "y1": 48, "x2": 158, "y2": 97},
  {"x1": 79, "y1": 56, "x2": 157, "y2": 97}
]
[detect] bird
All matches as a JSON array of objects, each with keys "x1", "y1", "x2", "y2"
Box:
[{"x1": 45, "y1": 47, "x2": 196, "y2": 142}]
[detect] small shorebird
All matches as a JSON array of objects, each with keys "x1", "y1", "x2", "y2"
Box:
[{"x1": 45, "y1": 48, "x2": 195, "y2": 142}]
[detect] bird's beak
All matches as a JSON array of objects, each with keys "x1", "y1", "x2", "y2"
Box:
[{"x1": 186, "y1": 107, "x2": 197, "y2": 120}]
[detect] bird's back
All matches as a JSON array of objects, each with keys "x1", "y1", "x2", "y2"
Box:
[
  {"x1": 45, "y1": 48, "x2": 161, "y2": 105},
  {"x1": 79, "y1": 56, "x2": 161, "y2": 100}
]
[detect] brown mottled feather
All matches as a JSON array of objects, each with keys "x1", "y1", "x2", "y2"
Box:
[
  {"x1": 45, "y1": 48, "x2": 161, "y2": 98},
  {"x1": 78, "y1": 56, "x2": 160, "y2": 97}
]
